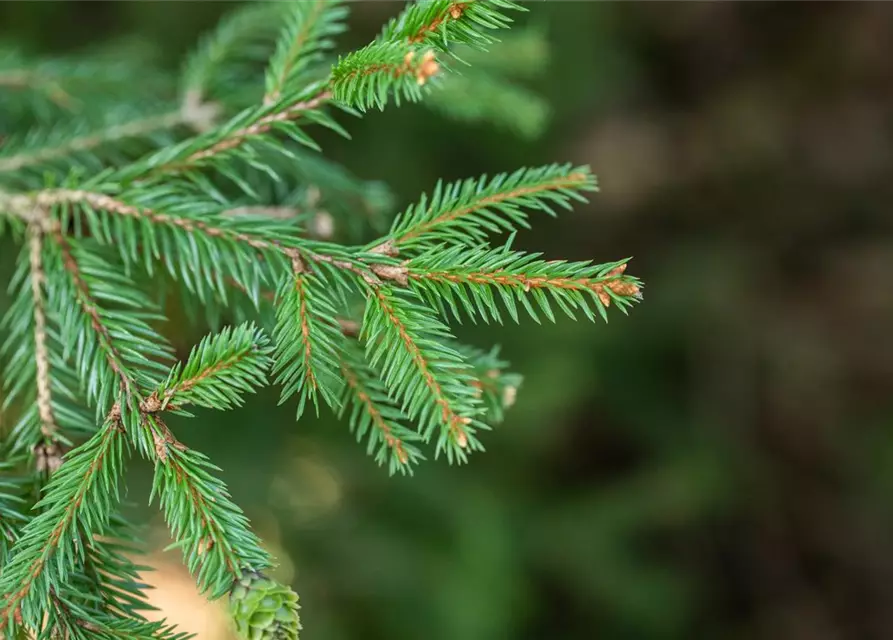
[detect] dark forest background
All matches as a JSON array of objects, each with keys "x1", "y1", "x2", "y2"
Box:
[{"x1": 3, "y1": 2, "x2": 893, "y2": 639}]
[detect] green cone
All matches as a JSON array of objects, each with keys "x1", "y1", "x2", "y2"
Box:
[{"x1": 230, "y1": 570, "x2": 302, "y2": 640}]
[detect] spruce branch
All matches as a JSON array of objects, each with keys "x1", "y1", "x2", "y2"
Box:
[
  {"x1": 106, "y1": 0, "x2": 525, "y2": 186},
  {"x1": 1, "y1": 235, "x2": 93, "y2": 460},
  {"x1": 382, "y1": 0, "x2": 521, "y2": 51},
  {"x1": 272, "y1": 259, "x2": 347, "y2": 417},
  {"x1": 27, "y1": 226, "x2": 58, "y2": 443},
  {"x1": 46, "y1": 229, "x2": 173, "y2": 414},
  {"x1": 330, "y1": 44, "x2": 442, "y2": 111},
  {"x1": 112, "y1": 86, "x2": 335, "y2": 185},
  {"x1": 47, "y1": 600, "x2": 190, "y2": 640},
  {"x1": 0, "y1": 3, "x2": 645, "y2": 637}
]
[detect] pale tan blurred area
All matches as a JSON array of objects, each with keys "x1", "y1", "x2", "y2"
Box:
[
  {"x1": 138, "y1": 443, "x2": 336, "y2": 639},
  {"x1": 140, "y1": 555, "x2": 235, "y2": 640}
]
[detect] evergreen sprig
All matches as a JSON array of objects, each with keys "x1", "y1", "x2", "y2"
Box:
[
  {"x1": 339, "y1": 341, "x2": 426, "y2": 476},
  {"x1": 155, "y1": 323, "x2": 273, "y2": 413},
  {"x1": 362, "y1": 286, "x2": 485, "y2": 463},
  {"x1": 385, "y1": 163, "x2": 598, "y2": 248},
  {"x1": 0, "y1": 2, "x2": 642, "y2": 638},
  {"x1": 407, "y1": 241, "x2": 642, "y2": 324}
]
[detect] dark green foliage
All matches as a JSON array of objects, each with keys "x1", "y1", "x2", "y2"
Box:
[{"x1": 0, "y1": 2, "x2": 642, "y2": 638}]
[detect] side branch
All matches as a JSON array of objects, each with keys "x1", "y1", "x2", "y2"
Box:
[
  {"x1": 340, "y1": 362, "x2": 410, "y2": 465},
  {"x1": 410, "y1": 264, "x2": 641, "y2": 307},
  {"x1": 11, "y1": 188, "x2": 384, "y2": 287},
  {"x1": 150, "y1": 89, "x2": 332, "y2": 176},
  {"x1": 264, "y1": 0, "x2": 330, "y2": 105},
  {"x1": 372, "y1": 289, "x2": 470, "y2": 448},
  {"x1": 52, "y1": 228, "x2": 135, "y2": 396},
  {"x1": 396, "y1": 172, "x2": 591, "y2": 244},
  {"x1": 53, "y1": 190, "x2": 282, "y2": 253},
  {"x1": 149, "y1": 350, "x2": 255, "y2": 412},
  {"x1": 407, "y1": 2, "x2": 467, "y2": 43}
]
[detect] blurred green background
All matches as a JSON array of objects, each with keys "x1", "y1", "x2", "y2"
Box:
[{"x1": 3, "y1": 2, "x2": 893, "y2": 639}]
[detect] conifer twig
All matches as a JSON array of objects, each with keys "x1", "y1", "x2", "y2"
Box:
[
  {"x1": 0, "y1": 421, "x2": 126, "y2": 632},
  {"x1": 52, "y1": 228, "x2": 136, "y2": 398},
  {"x1": 340, "y1": 361, "x2": 411, "y2": 466},
  {"x1": 147, "y1": 89, "x2": 332, "y2": 177},
  {"x1": 264, "y1": 0, "x2": 338, "y2": 105},
  {"x1": 367, "y1": 288, "x2": 472, "y2": 450},
  {"x1": 394, "y1": 169, "x2": 594, "y2": 245}
]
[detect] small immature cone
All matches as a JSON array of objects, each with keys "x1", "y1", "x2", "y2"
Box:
[{"x1": 230, "y1": 570, "x2": 302, "y2": 640}]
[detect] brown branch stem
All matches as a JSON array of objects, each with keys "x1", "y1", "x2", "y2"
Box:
[
  {"x1": 408, "y1": 265, "x2": 641, "y2": 307},
  {"x1": 27, "y1": 226, "x2": 58, "y2": 441}
]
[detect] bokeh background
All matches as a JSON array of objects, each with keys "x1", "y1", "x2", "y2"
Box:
[{"x1": 3, "y1": 2, "x2": 893, "y2": 639}]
